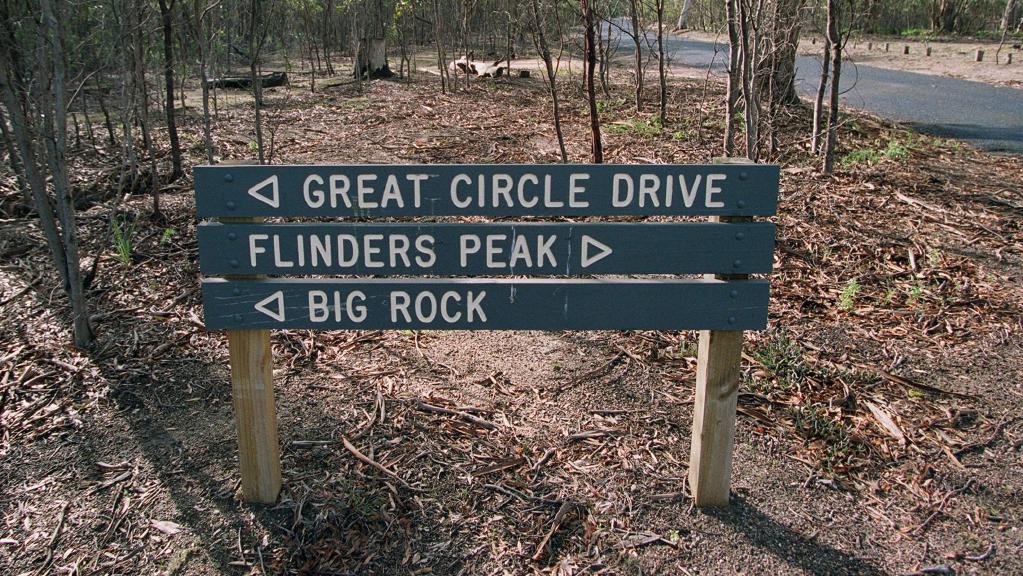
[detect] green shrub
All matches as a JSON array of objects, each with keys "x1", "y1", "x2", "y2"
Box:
[
  {"x1": 839, "y1": 280, "x2": 861, "y2": 312},
  {"x1": 111, "y1": 216, "x2": 136, "y2": 265}
]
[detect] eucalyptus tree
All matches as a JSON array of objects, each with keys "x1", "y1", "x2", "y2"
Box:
[{"x1": 0, "y1": 0, "x2": 93, "y2": 346}]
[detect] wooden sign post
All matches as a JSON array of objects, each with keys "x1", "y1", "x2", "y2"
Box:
[
  {"x1": 195, "y1": 162, "x2": 779, "y2": 506},
  {"x1": 689, "y1": 159, "x2": 752, "y2": 507}
]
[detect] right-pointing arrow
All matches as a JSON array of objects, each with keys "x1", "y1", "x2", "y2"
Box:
[
  {"x1": 581, "y1": 235, "x2": 613, "y2": 268},
  {"x1": 254, "y1": 291, "x2": 286, "y2": 322}
]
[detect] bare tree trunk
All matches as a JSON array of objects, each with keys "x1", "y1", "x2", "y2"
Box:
[
  {"x1": 250, "y1": 0, "x2": 265, "y2": 164},
  {"x1": 505, "y1": 3, "x2": 516, "y2": 77},
  {"x1": 772, "y1": 0, "x2": 804, "y2": 106},
  {"x1": 133, "y1": 3, "x2": 151, "y2": 153},
  {"x1": 323, "y1": 0, "x2": 336, "y2": 76},
  {"x1": 582, "y1": 0, "x2": 603, "y2": 163},
  {"x1": 822, "y1": 0, "x2": 842, "y2": 175},
  {"x1": 737, "y1": 0, "x2": 762, "y2": 161},
  {"x1": 432, "y1": 0, "x2": 449, "y2": 93},
  {"x1": 0, "y1": 105, "x2": 33, "y2": 208},
  {"x1": 676, "y1": 0, "x2": 692, "y2": 30},
  {"x1": 1003, "y1": 0, "x2": 1018, "y2": 31},
  {"x1": 192, "y1": 0, "x2": 216, "y2": 164},
  {"x1": 158, "y1": 0, "x2": 183, "y2": 180},
  {"x1": 41, "y1": 0, "x2": 94, "y2": 346},
  {"x1": 724, "y1": 0, "x2": 740, "y2": 155},
  {"x1": 94, "y1": 77, "x2": 116, "y2": 146},
  {"x1": 656, "y1": 0, "x2": 667, "y2": 126},
  {"x1": 812, "y1": 37, "x2": 831, "y2": 154},
  {"x1": 629, "y1": 0, "x2": 643, "y2": 111},
  {"x1": 80, "y1": 88, "x2": 96, "y2": 151},
  {"x1": 530, "y1": 0, "x2": 568, "y2": 162}
]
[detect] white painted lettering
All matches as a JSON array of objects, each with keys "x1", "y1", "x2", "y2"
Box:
[
  {"x1": 569, "y1": 174, "x2": 590, "y2": 207},
  {"x1": 304, "y1": 175, "x2": 325, "y2": 208},
  {"x1": 705, "y1": 174, "x2": 725, "y2": 208},
  {"x1": 613, "y1": 174, "x2": 634, "y2": 207},
  {"x1": 390, "y1": 291, "x2": 411, "y2": 323},
  {"x1": 451, "y1": 174, "x2": 472, "y2": 208},
  {"x1": 248, "y1": 233, "x2": 268, "y2": 267},
  {"x1": 356, "y1": 175, "x2": 378, "y2": 208},
  {"x1": 460, "y1": 235, "x2": 481, "y2": 267}
]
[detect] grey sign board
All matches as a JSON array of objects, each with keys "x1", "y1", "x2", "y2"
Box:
[
  {"x1": 197, "y1": 222, "x2": 776, "y2": 276},
  {"x1": 201, "y1": 278, "x2": 770, "y2": 330},
  {"x1": 195, "y1": 164, "x2": 778, "y2": 218}
]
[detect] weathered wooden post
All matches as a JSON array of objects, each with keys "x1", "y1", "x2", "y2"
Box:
[
  {"x1": 688, "y1": 157, "x2": 753, "y2": 508},
  {"x1": 219, "y1": 162, "x2": 281, "y2": 504},
  {"x1": 976, "y1": 49, "x2": 985, "y2": 62},
  {"x1": 903, "y1": 45, "x2": 910, "y2": 55},
  {"x1": 926, "y1": 47, "x2": 933, "y2": 57}
]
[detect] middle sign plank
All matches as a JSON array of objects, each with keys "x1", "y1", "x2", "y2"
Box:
[{"x1": 198, "y1": 222, "x2": 776, "y2": 276}]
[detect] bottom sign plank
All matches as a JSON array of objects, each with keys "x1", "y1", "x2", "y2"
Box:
[{"x1": 202, "y1": 279, "x2": 769, "y2": 331}]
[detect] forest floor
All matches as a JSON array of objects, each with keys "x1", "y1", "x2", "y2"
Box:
[
  {"x1": 681, "y1": 29, "x2": 1023, "y2": 89},
  {"x1": 1, "y1": 67, "x2": 1022, "y2": 575}
]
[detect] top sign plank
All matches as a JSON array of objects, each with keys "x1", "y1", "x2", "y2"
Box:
[{"x1": 195, "y1": 164, "x2": 779, "y2": 218}]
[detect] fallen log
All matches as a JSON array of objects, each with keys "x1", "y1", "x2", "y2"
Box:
[{"x1": 204, "y1": 71, "x2": 288, "y2": 90}]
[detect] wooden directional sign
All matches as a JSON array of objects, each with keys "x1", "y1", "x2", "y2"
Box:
[
  {"x1": 195, "y1": 164, "x2": 779, "y2": 218},
  {"x1": 198, "y1": 222, "x2": 776, "y2": 276},
  {"x1": 202, "y1": 278, "x2": 769, "y2": 331},
  {"x1": 195, "y1": 160, "x2": 780, "y2": 507}
]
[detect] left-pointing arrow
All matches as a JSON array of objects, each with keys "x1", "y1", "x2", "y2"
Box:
[
  {"x1": 254, "y1": 291, "x2": 285, "y2": 321},
  {"x1": 248, "y1": 175, "x2": 279, "y2": 208}
]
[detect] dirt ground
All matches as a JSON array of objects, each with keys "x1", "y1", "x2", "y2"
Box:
[
  {"x1": 681, "y1": 30, "x2": 1023, "y2": 89},
  {"x1": 1, "y1": 67, "x2": 1022, "y2": 575}
]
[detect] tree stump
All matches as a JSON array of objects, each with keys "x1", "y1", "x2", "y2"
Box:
[{"x1": 356, "y1": 38, "x2": 393, "y2": 79}]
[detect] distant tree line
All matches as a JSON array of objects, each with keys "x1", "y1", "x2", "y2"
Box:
[{"x1": 678, "y1": 0, "x2": 1021, "y2": 36}]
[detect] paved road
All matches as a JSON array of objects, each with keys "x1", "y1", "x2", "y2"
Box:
[{"x1": 608, "y1": 25, "x2": 1023, "y2": 153}]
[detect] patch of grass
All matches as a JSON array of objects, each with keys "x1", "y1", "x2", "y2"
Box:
[
  {"x1": 753, "y1": 335, "x2": 809, "y2": 393},
  {"x1": 111, "y1": 216, "x2": 136, "y2": 265},
  {"x1": 907, "y1": 283, "x2": 925, "y2": 306},
  {"x1": 839, "y1": 279, "x2": 861, "y2": 312},
  {"x1": 596, "y1": 97, "x2": 626, "y2": 115},
  {"x1": 842, "y1": 138, "x2": 913, "y2": 167},
  {"x1": 606, "y1": 117, "x2": 661, "y2": 137},
  {"x1": 671, "y1": 129, "x2": 689, "y2": 141},
  {"x1": 840, "y1": 148, "x2": 881, "y2": 167},
  {"x1": 791, "y1": 405, "x2": 865, "y2": 474},
  {"x1": 347, "y1": 97, "x2": 371, "y2": 110},
  {"x1": 882, "y1": 140, "x2": 910, "y2": 161},
  {"x1": 899, "y1": 27, "x2": 934, "y2": 38},
  {"x1": 160, "y1": 228, "x2": 175, "y2": 245}
]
